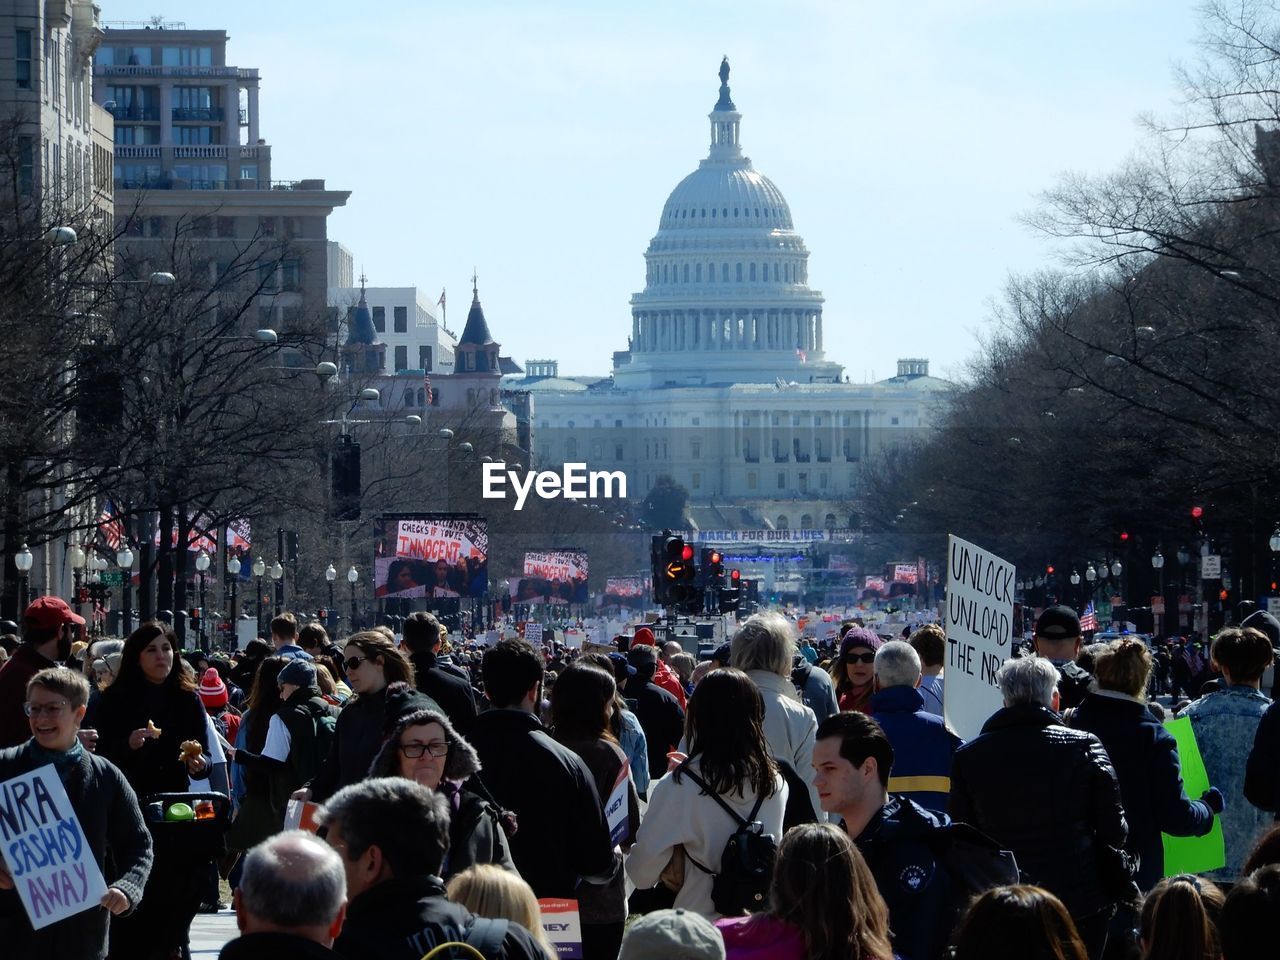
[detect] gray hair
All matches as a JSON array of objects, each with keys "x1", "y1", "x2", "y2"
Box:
[
  {"x1": 239, "y1": 831, "x2": 346, "y2": 928},
  {"x1": 873, "y1": 641, "x2": 922, "y2": 689},
  {"x1": 996, "y1": 656, "x2": 1060, "y2": 708},
  {"x1": 731, "y1": 611, "x2": 796, "y2": 677}
]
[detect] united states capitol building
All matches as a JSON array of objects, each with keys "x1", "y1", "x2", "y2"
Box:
[{"x1": 505, "y1": 60, "x2": 950, "y2": 533}]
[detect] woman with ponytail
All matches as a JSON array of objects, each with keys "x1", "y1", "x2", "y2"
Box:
[
  {"x1": 1139, "y1": 874, "x2": 1224, "y2": 960},
  {"x1": 1069, "y1": 639, "x2": 1221, "y2": 892}
]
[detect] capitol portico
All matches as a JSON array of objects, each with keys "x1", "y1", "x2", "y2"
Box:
[{"x1": 505, "y1": 60, "x2": 950, "y2": 530}]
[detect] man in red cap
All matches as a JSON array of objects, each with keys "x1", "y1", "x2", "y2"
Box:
[
  {"x1": 0, "y1": 596, "x2": 84, "y2": 747},
  {"x1": 630, "y1": 626, "x2": 687, "y2": 708}
]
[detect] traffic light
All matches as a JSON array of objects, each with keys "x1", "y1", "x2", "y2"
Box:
[
  {"x1": 188, "y1": 608, "x2": 202, "y2": 628},
  {"x1": 331, "y1": 435, "x2": 361, "y2": 521},
  {"x1": 700, "y1": 548, "x2": 724, "y2": 588},
  {"x1": 719, "y1": 569, "x2": 742, "y2": 613},
  {"x1": 652, "y1": 533, "x2": 694, "y2": 607}
]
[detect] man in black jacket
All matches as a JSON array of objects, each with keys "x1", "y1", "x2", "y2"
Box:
[
  {"x1": 468, "y1": 639, "x2": 616, "y2": 899},
  {"x1": 624, "y1": 643, "x2": 685, "y2": 782},
  {"x1": 221, "y1": 831, "x2": 346, "y2": 960},
  {"x1": 950, "y1": 655, "x2": 1134, "y2": 960},
  {"x1": 1031, "y1": 605, "x2": 1094, "y2": 709},
  {"x1": 402, "y1": 613, "x2": 476, "y2": 735},
  {"x1": 317, "y1": 778, "x2": 544, "y2": 960}
]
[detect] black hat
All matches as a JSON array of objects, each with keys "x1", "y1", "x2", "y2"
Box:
[
  {"x1": 710, "y1": 641, "x2": 733, "y2": 666},
  {"x1": 1035, "y1": 605, "x2": 1082, "y2": 641},
  {"x1": 1242, "y1": 610, "x2": 1280, "y2": 648}
]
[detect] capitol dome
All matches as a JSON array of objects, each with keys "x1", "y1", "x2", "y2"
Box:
[{"x1": 614, "y1": 58, "x2": 839, "y2": 390}]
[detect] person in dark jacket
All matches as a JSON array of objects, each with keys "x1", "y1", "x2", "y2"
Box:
[
  {"x1": 0, "y1": 597, "x2": 83, "y2": 747},
  {"x1": 950, "y1": 656, "x2": 1134, "y2": 960},
  {"x1": 469, "y1": 639, "x2": 617, "y2": 901},
  {"x1": 369, "y1": 708, "x2": 517, "y2": 879},
  {"x1": 301, "y1": 632, "x2": 438, "y2": 803},
  {"x1": 1068, "y1": 639, "x2": 1219, "y2": 892},
  {"x1": 220, "y1": 831, "x2": 347, "y2": 960},
  {"x1": 317, "y1": 778, "x2": 546, "y2": 960},
  {"x1": 0, "y1": 667, "x2": 153, "y2": 960},
  {"x1": 402, "y1": 612, "x2": 477, "y2": 735},
  {"x1": 868, "y1": 640, "x2": 962, "y2": 813},
  {"x1": 1031, "y1": 605, "x2": 1094, "y2": 710},
  {"x1": 624, "y1": 643, "x2": 685, "y2": 782}
]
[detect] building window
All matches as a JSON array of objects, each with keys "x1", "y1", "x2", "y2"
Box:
[
  {"x1": 394, "y1": 346, "x2": 407, "y2": 370},
  {"x1": 615, "y1": 444, "x2": 623, "y2": 461},
  {"x1": 683, "y1": 264, "x2": 689, "y2": 283},
  {"x1": 615, "y1": 419, "x2": 623, "y2": 428},
  {"x1": 216, "y1": 216, "x2": 236, "y2": 238},
  {"x1": 721, "y1": 263, "x2": 729, "y2": 282},
  {"x1": 591, "y1": 441, "x2": 603, "y2": 460},
  {"x1": 240, "y1": 164, "x2": 258, "y2": 182},
  {"x1": 372, "y1": 307, "x2": 385, "y2": 333},
  {"x1": 15, "y1": 30, "x2": 32, "y2": 88},
  {"x1": 891, "y1": 417, "x2": 900, "y2": 425},
  {"x1": 566, "y1": 438, "x2": 578, "y2": 459},
  {"x1": 692, "y1": 472, "x2": 701, "y2": 490},
  {"x1": 749, "y1": 263, "x2": 756, "y2": 281},
  {"x1": 404, "y1": 389, "x2": 415, "y2": 407},
  {"x1": 747, "y1": 472, "x2": 757, "y2": 490},
  {"x1": 17, "y1": 137, "x2": 33, "y2": 196},
  {"x1": 777, "y1": 515, "x2": 789, "y2": 530},
  {"x1": 258, "y1": 216, "x2": 276, "y2": 237},
  {"x1": 695, "y1": 263, "x2": 702, "y2": 282},
  {"x1": 691, "y1": 440, "x2": 701, "y2": 459},
  {"x1": 777, "y1": 472, "x2": 785, "y2": 490},
  {"x1": 394, "y1": 306, "x2": 407, "y2": 333},
  {"x1": 419, "y1": 346, "x2": 432, "y2": 370},
  {"x1": 820, "y1": 472, "x2": 828, "y2": 488}
]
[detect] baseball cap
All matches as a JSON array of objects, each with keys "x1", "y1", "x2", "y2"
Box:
[
  {"x1": 1035, "y1": 605, "x2": 1082, "y2": 641},
  {"x1": 607, "y1": 652, "x2": 637, "y2": 678},
  {"x1": 24, "y1": 596, "x2": 85, "y2": 630},
  {"x1": 619, "y1": 908, "x2": 724, "y2": 960}
]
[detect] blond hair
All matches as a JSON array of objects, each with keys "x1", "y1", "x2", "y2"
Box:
[
  {"x1": 446, "y1": 865, "x2": 553, "y2": 956},
  {"x1": 1093, "y1": 639, "x2": 1152, "y2": 699}
]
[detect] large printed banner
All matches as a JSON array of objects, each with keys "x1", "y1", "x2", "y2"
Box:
[
  {"x1": 944, "y1": 535, "x2": 1015, "y2": 742},
  {"x1": 0, "y1": 765, "x2": 108, "y2": 929},
  {"x1": 603, "y1": 577, "x2": 649, "y2": 608},
  {"x1": 512, "y1": 550, "x2": 589, "y2": 604},
  {"x1": 374, "y1": 515, "x2": 489, "y2": 598},
  {"x1": 681, "y1": 528, "x2": 851, "y2": 544},
  {"x1": 892, "y1": 563, "x2": 919, "y2": 584}
]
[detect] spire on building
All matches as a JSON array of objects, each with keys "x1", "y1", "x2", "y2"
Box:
[
  {"x1": 344, "y1": 272, "x2": 379, "y2": 346},
  {"x1": 459, "y1": 275, "x2": 495, "y2": 347},
  {"x1": 708, "y1": 57, "x2": 742, "y2": 161},
  {"x1": 714, "y1": 56, "x2": 735, "y2": 111}
]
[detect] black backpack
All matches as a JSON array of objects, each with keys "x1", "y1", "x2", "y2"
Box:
[{"x1": 679, "y1": 764, "x2": 778, "y2": 916}]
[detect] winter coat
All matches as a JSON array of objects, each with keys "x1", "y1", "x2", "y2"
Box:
[
  {"x1": 0, "y1": 740, "x2": 154, "y2": 960},
  {"x1": 95, "y1": 680, "x2": 210, "y2": 797},
  {"x1": 1184, "y1": 684, "x2": 1273, "y2": 882},
  {"x1": 917, "y1": 674, "x2": 945, "y2": 718},
  {"x1": 619, "y1": 707, "x2": 650, "y2": 796},
  {"x1": 468, "y1": 707, "x2": 616, "y2": 899},
  {"x1": 716, "y1": 914, "x2": 806, "y2": 960},
  {"x1": 368, "y1": 708, "x2": 517, "y2": 880},
  {"x1": 1245, "y1": 696, "x2": 1280, "y2": 817},
  {"x1": 625, "y1": 679, "x2": 685, "y2": 781},
  {"x1": 219, "y1": 932, "x2": 343, "y2": 960},
  {"x1": 871, "y1": 685, "x2": 963, "y2": 814},
  {"x1": 950, "y1": 703, "x2": 1134, "y2": 918},
  {"x1": 626, "y1": 758, "x2": 788, "y2": 920},
  {"x1": 791, "y1": 660, "x2": 839, "y2": 722},
  {"x1": 409, "y1": 651, "x2": 477, "y2": 736},
  {"x1": 747, "y1": 669, "x2": 820, "y2": 817},
  {"x1": 334, "y1": 875, "x2": 546, "y2": 960},
  {"x1": 0, "y1": 645, "x2": 56, "y2": 748},
  {"x1": 1068, "y1": 690, "x2": 1214, "y2": 891}
]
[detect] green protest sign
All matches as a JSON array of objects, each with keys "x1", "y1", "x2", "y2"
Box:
[{"x1": 1161, "y1": 716, "x2": 1225, "y2": 876}]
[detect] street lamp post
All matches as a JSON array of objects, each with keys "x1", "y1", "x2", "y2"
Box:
[
  {"x1": 269, "y1": 560, "x2": 284, "y2": 616},
  {"x1": 116, "y1": 546, "x2": 135, "y2": 635},
  {"x1": 325, "y1": 564, "x2": 337, "y2": 624},
  {"x1": 195, "y1": 549, "x2": 210, "y2": 652},
  {"x1": 347, "y1": 565, "x2": 359, "y2": 630},
  {"x1": 227, "y1": 554, "x2": 242, "y2": 643},
  {"x1": 252, "y1": 557, "x2": 266, "y2": 636},
  {"x1": 14, "y1": 544, "x2": 33, "y2": 611},
  {"x1": 68, "y1": 544, "x2": 86, "y2": 622},
  {"x1": 1152, "y1": 550, "x2": 1165, "y2": 635}
]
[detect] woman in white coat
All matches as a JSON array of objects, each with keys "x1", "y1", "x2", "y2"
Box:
[
  {"x1": 730, "y1": 611, "x2": 821, "y2": 817},
  {"x1": 626, "y1": 667, "x2": 788, "y2": 919}
]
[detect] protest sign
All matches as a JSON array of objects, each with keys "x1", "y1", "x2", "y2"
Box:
[
  {"x1": 562, "y1": 629, "x2": 584, "y2": 649},
  {"x1": 284, "y1": 799, "x2": 323, "y2": 833},
  {"x1": 1161, "y1": 717, "x2": 1226, "y2": 875},
  {"x1": 944, "y1": 535, "x2": 1015, "y2": 741},
  {"x1": 0, "y1": 764, "x2": 108, "y2": 929},
  {"x1": 524, "y1": 622, "x2": 544, "y2": 646},
  {"x1": 582, "y1": 640, "x2": 616, "y2": 657},
  {"x1": 604, "y1": 762, "x2": 630, "y2": 844},
  {"x1": 538, "y1": 899, "x2": 583, "y2": 959},
  {"x1": 373, "y1": 514, "x2": 489, "y2": 598}
]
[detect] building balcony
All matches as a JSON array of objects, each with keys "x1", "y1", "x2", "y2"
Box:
[
  {"x1": 109, "y1": 104, "x2": 160, "y2": 122},
  {"x1": 773, "y1": 454, "x2": 789, "y2": 463},
  {"x1": 172, "y1": 107, "x2": 225, "y2": 122},
  {"x1": 845, "y1": 454, "x2": 860, "y2": 462},
  {"x1": 115, "y1": 145, "x2": 162, "y2": 159},
  {"x1": 794, "y1": 453, "x2": 811, "y2": 463},
  {"x1": 96, "y1": 65, "x2": 259, "y2": 80},
  {"x1": 816, "y1": 454, "x2": 831, "y2": 463},
  {"x1": 743, "y1": 453, "x2": 759, "y2": 463}
]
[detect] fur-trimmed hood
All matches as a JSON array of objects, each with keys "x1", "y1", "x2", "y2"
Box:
[{"x1": 368, "y1": 706, "x2": 481, "y2": 782}]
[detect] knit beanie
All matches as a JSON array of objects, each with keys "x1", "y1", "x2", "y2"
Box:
[{"x1": 198, "y1": 667, "x2": 229, "y2": 708}]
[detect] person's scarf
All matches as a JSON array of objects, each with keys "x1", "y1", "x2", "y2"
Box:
[{"x1": 29, "y1": 736, "x2": 86, "y2": 777}]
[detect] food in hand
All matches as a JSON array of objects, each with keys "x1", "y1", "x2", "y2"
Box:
[
  {"x1": 146, "y1": 720, "x2": 162, "y2": 738},
  {"x1": 179, "y1": 740, "x2": 203, "y2": 764}
]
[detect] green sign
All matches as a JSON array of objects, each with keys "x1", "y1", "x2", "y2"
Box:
[
  {"x1": 1161, "y1": 716, "x2": 1226, "y2": 876},
  {"x1": 98, "y1": 571, "x2": 124, "y2": 586}
]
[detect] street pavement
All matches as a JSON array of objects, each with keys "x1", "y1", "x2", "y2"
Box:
[{"x1": 190, "y1": 908, "x2": 238, "y2": 958}]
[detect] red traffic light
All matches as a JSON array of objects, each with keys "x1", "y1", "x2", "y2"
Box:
[
  {"x1": 1046, "y1": 565, "x2": 1055, "y2": 575},
  {"x1": 1119, "y1": 532, "x2": 1130, "y2": 542},
  {"x1": 681, "y1": 544, "x2": 694, "y2": 562},
  {"x1": 1192, "y1": 506, "x2": 1204, "y2": 519},
  {"x1": 730, "y1": 569, "x2": 741, "y2": 581},
  {"x1": 1219, "y1": 588, "x2": 1229, "y2": 601},
  {"x1": 710, "y1": 551, "x2": 721, "y2": 565}
]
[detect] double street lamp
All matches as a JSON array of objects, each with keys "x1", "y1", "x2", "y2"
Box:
[
  {"x1": 116, "y1": 546, "x2": 135, "y2": 635},
  {"x1": 252, "y1": 556, "x2": 266, "y2": 635}
]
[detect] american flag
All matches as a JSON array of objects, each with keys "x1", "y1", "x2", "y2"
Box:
[
  {"x1": 1080, "y1": 602, "x2": 1099, "y2": 633},
  {"x1": 437, "y1": 289, "x2": 446, "y2": 309},
  {"x1": 424, "y1": 371, "x2": 432, "y2": 406},
  {"x1": 97, "y1": 499, "x2": 124, "y2": 551}
]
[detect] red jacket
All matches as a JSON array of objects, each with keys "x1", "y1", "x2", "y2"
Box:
[
  {"x1": 652, "y1": 659, "x2": 687, "y2": 709},
  {"x1": 0, "y1": 644, "x2": 56, "y2": 748}
]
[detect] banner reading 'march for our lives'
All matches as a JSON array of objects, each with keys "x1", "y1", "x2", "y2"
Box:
[{"x1": 944, "y1": 535, "x2": 1015, "y2": 742}]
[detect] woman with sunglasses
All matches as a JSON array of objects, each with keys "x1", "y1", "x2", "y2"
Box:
[
  {"x1": 830, "y1": 628, "x2": 882, "y2": 714},
  {"x1": 301, "y1": 630, "x2": 419, "y2": 803},
  {"x1": 370, "y1": 708, "x2": 517, "y2": 879}
]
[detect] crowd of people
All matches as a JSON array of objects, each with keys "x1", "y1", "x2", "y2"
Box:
[{"x1": 2, "y1": 596, "x2": 1280, "y2": 960}]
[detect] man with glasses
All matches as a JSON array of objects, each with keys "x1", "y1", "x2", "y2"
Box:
[
  {"x1": 0, "y1": 597, "x2": 85, "y2": 748},
  {"x1": 316, "y1": 778, "x2": 543, "y2": 960},
  {"x1": 0, "y1": 667, "x2": 153, "y2": 959}
]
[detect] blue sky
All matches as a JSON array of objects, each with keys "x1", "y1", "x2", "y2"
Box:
[{"x1": 103, "y1": 0, "x2": 1203, "y2": 382}]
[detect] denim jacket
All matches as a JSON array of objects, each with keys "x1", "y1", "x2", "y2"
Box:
[{"x1": 1184, "y1": 685, "x2": 1273, "y2": 881}]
